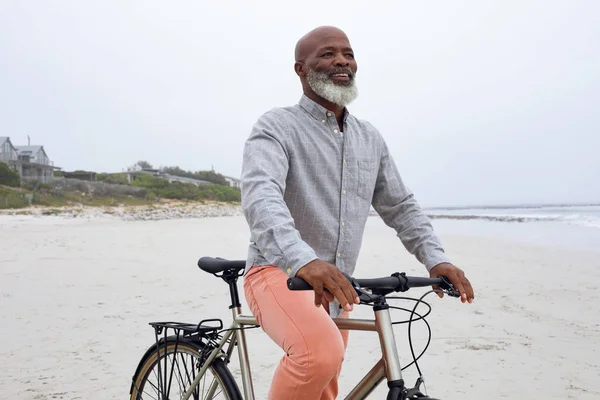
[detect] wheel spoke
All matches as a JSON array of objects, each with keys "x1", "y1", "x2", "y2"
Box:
[
  {"x1": 206, "y1": 378, "x2": 222, "y2": 400},
  {"x1": 141, "y1": 380, "x2": 160, "y2": 400},
  {"x1": 173, "y1": 353, "x2": 189, "y2": 397}
]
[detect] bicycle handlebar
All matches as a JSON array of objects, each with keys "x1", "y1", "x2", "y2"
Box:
[{"x1": 287, "y1": 272, "x2": 456, "y2": 295}]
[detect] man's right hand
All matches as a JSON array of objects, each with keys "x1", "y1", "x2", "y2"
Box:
[{"x1": 296, "y1": 260, "x2": 360, "y2": 311}]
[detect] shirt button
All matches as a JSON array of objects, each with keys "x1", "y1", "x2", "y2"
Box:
[
  {"x1": 286, "y1": 267, "x2": 292, "y2": 274},
  {"x1": 342, "y1": 221, "x2": 345, "y2": 226},
  {"x1": 327, "y1": 112, "x2": 332, "y2": 117},
  {"x1": 337, "y1": 252, "x2": 341, "y2": 257},
  {"x1": 334, "y1": 129, "x2": 338, "y2": 134},
  {"x1": 343, "y1": 190, "x2": 346, "y2": 195},
  {"x1": 322, "y1": 119, "x2": 326, "y2": 123}
]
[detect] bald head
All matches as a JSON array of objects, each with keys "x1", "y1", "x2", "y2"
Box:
[{"x1": 295, "y1": 26, "x2": 350, "y2": 62}]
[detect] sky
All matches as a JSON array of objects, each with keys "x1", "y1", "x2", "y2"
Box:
[{"x1": 1, "y1": 1, "x2": 599, "y2": 207}]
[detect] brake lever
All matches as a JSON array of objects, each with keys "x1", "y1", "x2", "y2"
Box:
[
  {"x1": 357, "y1": 288, "x2": 379, "y2": 303},
  {"x1": 439, "y1": 276, "x2": 461, "y2": 298},
  {"x1": 343, "y1": 273, "x2": 380, "y2": 303}
]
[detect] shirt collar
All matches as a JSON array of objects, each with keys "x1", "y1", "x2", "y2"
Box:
[{"x1": 298, "y1": 94, "x2": 350, "y2": 122}]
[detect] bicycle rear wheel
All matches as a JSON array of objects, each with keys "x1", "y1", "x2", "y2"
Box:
[{"x1": 130, "y1": 337, "x2": 242, "y2": 400}]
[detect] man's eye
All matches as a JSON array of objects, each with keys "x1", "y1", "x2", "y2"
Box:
[
  {"x1": 346, "y1": 54, "x2": 354, "y2": 59},
  {"x1": 322, "y1": 52, "x2": 334, "y2": 57}
]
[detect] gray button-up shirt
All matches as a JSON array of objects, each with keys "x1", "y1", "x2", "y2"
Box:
[{"x1": 241, "y1": 95, "x2": 450, "y2": 314}]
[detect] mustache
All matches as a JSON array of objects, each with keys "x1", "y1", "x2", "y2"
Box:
[{"x1": 328, "y1": 66, "x2": 355, "y2": 77}]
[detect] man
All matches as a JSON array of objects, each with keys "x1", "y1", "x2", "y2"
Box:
[{"x1": 240, "y1": 26, "x2": 474, "y2": 400}]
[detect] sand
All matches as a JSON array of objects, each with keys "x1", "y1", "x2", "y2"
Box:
[{"x1": 1, "y1": 212, "x2": 599, "y2": 399}]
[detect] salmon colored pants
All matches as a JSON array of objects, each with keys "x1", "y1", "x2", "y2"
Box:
[{"x1": 244, "y1": 265, "x2": 350, "y2": 400}]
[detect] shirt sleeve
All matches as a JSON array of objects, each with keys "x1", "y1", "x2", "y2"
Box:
[
  {"x1": 240, "y1": 110, "x2": 319, "y2": 277},
  {"x1": 371, "y1": 137, "x2": 452, "y2": 272}
]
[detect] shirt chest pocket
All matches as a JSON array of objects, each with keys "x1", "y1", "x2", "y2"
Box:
[{"x1": 356, "y1": 159, "x2": 377, "y2": 202}]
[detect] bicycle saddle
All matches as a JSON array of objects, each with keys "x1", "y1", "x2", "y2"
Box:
[{"x1": 198, "y1": 256, "x2": 246, "y2": 274}]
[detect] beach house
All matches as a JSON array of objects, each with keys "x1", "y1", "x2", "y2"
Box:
[
  {"x1": 223, "y1": 175, "x2": 241, "y2": 188},
  {"x1": 0, "y1": 136, "x2": 58, "y2": 184}
]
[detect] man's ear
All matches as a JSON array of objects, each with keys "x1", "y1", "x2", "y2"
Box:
[{"x1": 294, "y1": 62, "x2": 306, "y2": 78}]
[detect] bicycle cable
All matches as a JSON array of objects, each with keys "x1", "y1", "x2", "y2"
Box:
[
  {"x1": 383, "y1": 288, "x2": 446, "y2": 375},
  {"x1": 386, "y1": 300, "x2": 431, "y2": 372},
  {"x1": 208, "y1": 324, "x2": 261, "y2": 344},
  {"x1": 407, "y1": 289, "x2": 441, "y2": 377}
]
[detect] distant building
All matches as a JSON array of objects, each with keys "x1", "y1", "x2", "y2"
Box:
[
  {"x1": 163, "y1": 173, "x2": 212, "y2": 186},
  {"x1": 0, "y1": 137, "x2": 59, "y2": 184},
  {"x1": 223, "y1": 175, "x2": 241, "y2": 188},
  {"x1": 62, "y1": 171, "x2": 97, "y2": 181},
  {"x1": 0, "y1": 137, "x2": 18, "y2": 163}
]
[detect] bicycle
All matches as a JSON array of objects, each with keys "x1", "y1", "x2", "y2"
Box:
[{"x1": 129, "y1": 256, "x2": 461, "y2": 400}]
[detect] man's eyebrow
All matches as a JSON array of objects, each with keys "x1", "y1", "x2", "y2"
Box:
[{"x1": 316, "y1": 45, "x2": 354, "y2": 53}]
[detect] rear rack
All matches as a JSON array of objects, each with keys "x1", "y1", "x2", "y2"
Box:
[{"x1": 149, "y1": 319, "x2": 223, "y2": 338}]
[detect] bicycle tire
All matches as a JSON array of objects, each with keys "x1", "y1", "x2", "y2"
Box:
[{"x1": 130, "y1": 336, "x2": 242, "y2": 400}]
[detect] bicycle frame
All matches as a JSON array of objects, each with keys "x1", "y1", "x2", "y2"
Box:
[{"x1": 182, "y1": 303, "x2": 405, "y2": 400}]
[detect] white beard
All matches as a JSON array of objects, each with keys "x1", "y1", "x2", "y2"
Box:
[{"x1": 306, "y1": 68, "x2": 358, "y2": 107}]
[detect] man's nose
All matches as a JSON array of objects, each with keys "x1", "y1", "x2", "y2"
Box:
[{"x1": 334, "y1": 53, "x2": 349, "y2": 66}]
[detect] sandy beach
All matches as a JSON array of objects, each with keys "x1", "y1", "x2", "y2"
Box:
[{"x1": 1, "y1": 211, "x2": 599, "y2": 399}]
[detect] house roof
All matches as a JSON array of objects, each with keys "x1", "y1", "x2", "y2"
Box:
[
  {"x1": 163, "y1": 174, "x2": 212, "y2": 185},
  {"x1": 0, "y1": 137, "x2": 8, "y2": 146},
  {"x1": 15, "y1": 145, "x2": 43, "y2": 156}
]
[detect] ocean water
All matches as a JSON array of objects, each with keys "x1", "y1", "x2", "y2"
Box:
[
  {"x1": 425, "y1": 204, "x2": 600, "y2": 229},
  {"x1": 421, "y1": 204, "x2": 600, "y2": 251}
]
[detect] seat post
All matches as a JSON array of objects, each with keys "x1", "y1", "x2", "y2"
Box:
[{"x1": 222, "y1": 269, "x2": 241, "y2": 309}]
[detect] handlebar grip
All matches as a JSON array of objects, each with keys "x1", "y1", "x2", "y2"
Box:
[
  {"x1": 405, "y1": 276, "x2": 441, "y2": 288},
  {"x1": 287, "y1": 277, "x2": 313, "y2": 291}
]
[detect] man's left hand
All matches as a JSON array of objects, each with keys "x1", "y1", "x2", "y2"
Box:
[{"x1": 429, "y1": 262, "x2": 474, "y2": 304}]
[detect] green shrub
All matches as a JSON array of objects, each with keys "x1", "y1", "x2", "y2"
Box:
[
  {"x1": 198, "y1": 184, "x2": 241, "y2": 202},
  {"x1": 0, "y1": 165, "x2": 241, "y2": 209},
  {"x1": 130, "y1": 174, "x2": 240, "y2": 202},
  {"x1": 160, "y1": 166, "x2": 229, "y2": 186},
  {"x1": 0, "y1": 187, "x2": 29, "y2": 208},
  {"x1": 97, "y1": 173, "x2": 129, "y2": 185},
  {"x1": 0, "y1": 162, "x2": 20, "y2": 187}
]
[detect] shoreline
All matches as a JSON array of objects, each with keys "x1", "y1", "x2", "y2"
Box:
[
  {"x1": 0, "y1": 201, "x2": 243, "y2": 221},
  {"x1": 0, "y1": 203, "x2": 560, "y2": 223}
]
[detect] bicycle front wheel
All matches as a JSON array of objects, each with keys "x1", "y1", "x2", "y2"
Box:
[{"x1": 130, "y1": 337, "x2": 242, "y2": 400}]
